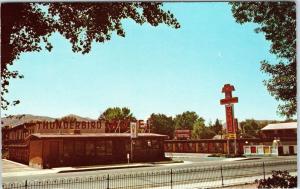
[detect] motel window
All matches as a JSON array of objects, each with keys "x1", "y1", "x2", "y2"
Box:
[
  {"x1": 151, "y1": 140, "x2": 160, "y2": 149},
  {"x1": 134, "y1": 140, "x2": 143, "y2": 150},
  {"x1": 125, "y1": 142, "x2": 130, "y2": 152},
  {"x1": 106, "y1": 141, "x2": 112, "y2": 155},
  {"x1": 85, "y1": 142, "x2": 95, "y2": 156},
  {"x1": 74, "y1": 141, "x2": 85, "y2": 156},
  {"x1": 63, "y1": 141, "x2": 74, "y2": 157},
  {"x1": 96, "y1": 141, "x2": 106, "y2": 156},
  {"x1": 96, "y1": 140, "x2": 112, "y2": 156}
]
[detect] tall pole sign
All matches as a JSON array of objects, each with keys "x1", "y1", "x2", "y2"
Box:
[{"x1": 220, "y1": 84, "x2": 238, "y2": 155}]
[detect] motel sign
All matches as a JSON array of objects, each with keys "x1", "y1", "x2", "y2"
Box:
[{"x1": 220, "y1": 84, "x2": 238, "y2": 139}]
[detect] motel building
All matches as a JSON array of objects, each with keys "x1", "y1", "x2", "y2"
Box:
[
  {"x1": 164, "y1": 122, "x2": 297, "y2": 156},
  {"x1": 2, "y1": 120, "x2": 167, "y2": 169},
  {"x1": 243, "y1": 122, "x2": 297, "y2": 156}
]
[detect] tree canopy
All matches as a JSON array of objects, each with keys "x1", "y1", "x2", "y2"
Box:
[
  {"x1": 192, "y1": 118, "x2": 221, "y2": 139},
  {"x1": 1, "y1": 2, "x2": 180, "y2": 110},
  {"x1": 99, "y1": 107, "x2": 136, "y2": 122},
  {"x1": 174, "y1": 111, "x2": 199, "y2": 130},
  {"x1": 149, "y1": 113, "x2": 175, "y2": 138},
  {"x1": 230, "y1": 2, "x2": 296, "y2": 118}
]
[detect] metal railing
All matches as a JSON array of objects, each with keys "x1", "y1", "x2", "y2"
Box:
[{"x1": 3, "y1": 159, "x2": 297, "y2": 189}]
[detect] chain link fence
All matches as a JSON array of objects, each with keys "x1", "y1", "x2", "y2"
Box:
[{"x1": 3, "y1": 159, "x2": 297, "y2": 189}]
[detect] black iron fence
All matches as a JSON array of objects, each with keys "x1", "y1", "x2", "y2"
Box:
[{"x1": 3, "y1": 159, "x2": 297, "y2": 189}]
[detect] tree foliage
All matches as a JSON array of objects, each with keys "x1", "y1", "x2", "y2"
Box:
[
  {"x1": 240, "y1": 119, "x2": 262, "y2": 138},
  {"x1": 192, "y1": 118, "x2": 219, "y2": 139},
  {"x1": 255, "y1": 170, "x2": 297, "y2": 188},
  {"x1": 211, "y1": 118, "x2": 223, "y2": 135},
  {"x1": 174, "y1": 111, "x2": 199, "y2": 130},
  {"x1": 149, "y1": 113, "x2": 175, "y2": 138},
  {"x1": 239, "y1": 119, "x2": 280, "y2": 138},
  {"x1": 1, "y1": 2, "x2": 180, "y2": 110},
  {"x1": 99, "y1": 107, "x2": 136, "y2": 122},
  {"x1": 59, "y1": 116, "x2": 77, "y2": 122},
  {"x1": 230, "y1": 2, "x2": 296, "y2": 118}
]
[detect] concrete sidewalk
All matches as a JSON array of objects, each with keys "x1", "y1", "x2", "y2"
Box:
[
  {"x1": 2, "y1": 159, "x2": 186, "y2": 177},
  {"x1": 54, "y1": 163, "x2": 154, "y2": 173}
]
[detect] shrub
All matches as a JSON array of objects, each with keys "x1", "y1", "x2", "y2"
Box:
[{"x1": 255, "y1": 170, "x2": 297, "y2": 188}]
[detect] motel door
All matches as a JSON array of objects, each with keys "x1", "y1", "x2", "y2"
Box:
[
  {"x1": 278, "y1": 146, "x2": 284, "y2": 155},
  {"x1": 48, "y1": 141, "x2": 59, "y2": 167},
  {"x1": 113, "y1": 140, "x2": 126, "y2": 161},
  {"x1": 289, "y1": 146, "x2": 294, "y2": 155}
]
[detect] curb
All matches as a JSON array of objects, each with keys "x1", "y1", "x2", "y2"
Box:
[
  {"x1": 206, "y1": 182, "x2": 256, "y2": 189},
  {"x1": 57, "y1": 164, "x2": 154, "y2": 173},
  {"x1": 2, "y1": 159, "x2": 30, "y2": 167}
]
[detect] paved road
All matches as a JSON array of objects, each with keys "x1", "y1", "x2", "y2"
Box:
[{"x1": 2, "y1": 155, "x2": 297, "y2": 189}]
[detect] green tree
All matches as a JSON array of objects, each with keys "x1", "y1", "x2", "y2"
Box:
[
  {"x1": 99, "y1": 107, "x2": 136, "y2": 122},
  {"x1": 1, "y1": 2, "x2": 180, "y2": 110},
  {"x1": 211, "y1": 119, "x2": 222, "y2": 135},
  {"x1": 149, "y1": 113, "x2": 175, "y2": 138},
  {"x1": 240, "y1": 119, "x2": 264, "y2": 138},
  {"x1": 60, "y1": 116, "x2": 77, "y2": 122},
  {"x1": 174, "y1": 111, "x2": 198, "y2": 130},
  {"x1": 230, "y1": 2, "x2": 296, "y2": 118},
  {"x1": 192, "y1": 118, "x2": 216, "y2": 139}
]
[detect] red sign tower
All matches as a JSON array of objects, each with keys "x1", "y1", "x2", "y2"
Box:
[{"x1": 220, "y1": 84, "x2": 239, "y2": 155}]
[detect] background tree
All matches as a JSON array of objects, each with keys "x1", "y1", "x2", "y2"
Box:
[
  {"x1": 59, "y1": 116, "x2": 77, "y2": 122},
  {"x1": 149, "y1": 113, "x2": 175, "y2": 138},
  {"x1": 240, "y1": 119, "x2": 261, "y2": 138},
  {"x1": 211, "y1": 119, "x2": 222, "y2": 135},
  {"x1": 99, "y1": 107, "x2": 136, "y2": 122},
  {"x1": 192, "y1": 118, "x2": 217, "y2": 139},
  {"x1": 230, "y1": 2, "x2": 296, "y2": 118},
  {"x1": 239, "y1": 119, "x2": 275, "y2": 138},
  {"x1": 1, "y1": 2, "x2": 180, "y2": 110},
  {"x1": 174, "y1": 111, "x2": 199, "y2": 130}
]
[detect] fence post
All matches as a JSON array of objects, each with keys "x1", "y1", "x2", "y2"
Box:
[
  {"x1": 107, "y1": 174, "x2": 110, "y2": 189},
  {"x1": 263, "y1": 162, "x2": 265, "y2": 180},
  {"x1": 170, "y1": 169, "x2": 173, "y2": 189},
  {"x1": 220, "y1": 165, "x2": 224, "y2": 186},
  {"x1": 25, "y1": 180, "x2": 28, "y2": 189}
]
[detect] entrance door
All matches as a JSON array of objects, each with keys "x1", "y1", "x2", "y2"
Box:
[
  {"x1": 48, "y1": 141, "x2": 59, "y2": 168},
  {"x1": 278, "y1": 146, "x2": 284, "y2": 155},
  {"x1": 289, "y1": 146, "x2": 294, "y2": 155},
  {"x1": 113, "y1": 140, "x2": 126, "y2": 162}
]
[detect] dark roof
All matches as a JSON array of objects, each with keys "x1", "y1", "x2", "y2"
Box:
[{"x1": 28, "y1": 133, "x2": 167, "y2": 140}]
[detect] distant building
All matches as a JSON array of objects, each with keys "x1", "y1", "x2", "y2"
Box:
[
  {"x1": 174, "y1": 130, "x2": 191, "y2": 140},
  {"x1": 261, "y1": 122, "x2": 297, "y2": 140},
  {"x1": 243, "y1": 122, "x2": 297, "y2": 156},
  {"x1": 3, "y1": 120, "x2": 167, "y2": 169},
  {"x1": 164, "y1": 122, "x2": 297, "y2": 156}
]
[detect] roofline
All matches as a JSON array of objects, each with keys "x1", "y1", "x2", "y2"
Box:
[{"x1": 28, "y1": 133, "x2": 168, "y2": 140}]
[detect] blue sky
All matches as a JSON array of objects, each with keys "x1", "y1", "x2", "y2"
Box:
[{"x1": 4, "y1": 3, "x2": 284, "y2": 123}]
